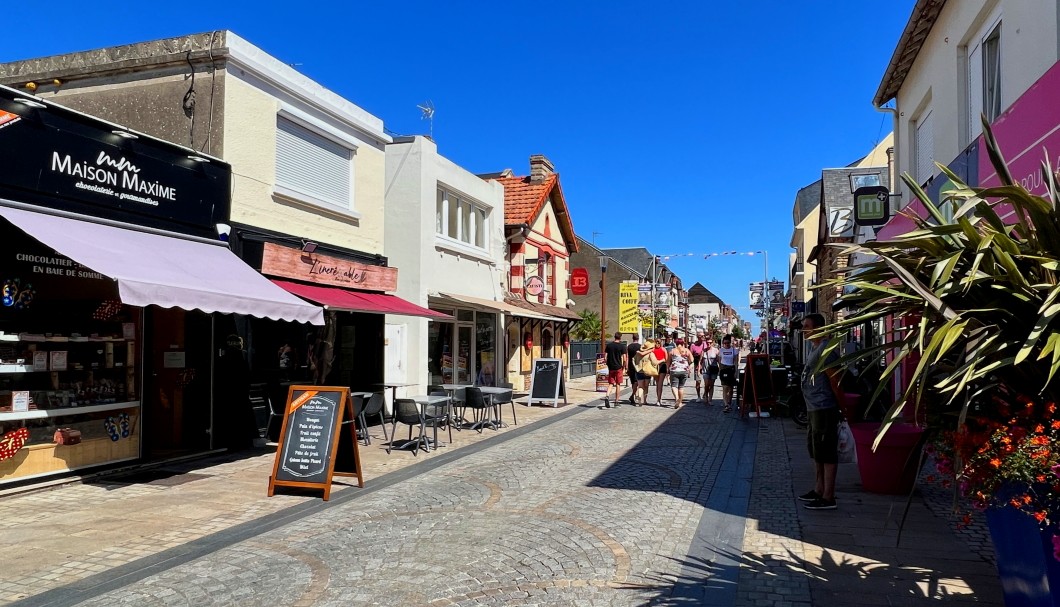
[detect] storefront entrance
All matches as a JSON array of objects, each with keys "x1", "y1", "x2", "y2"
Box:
[
  {"x1": 142, "y1": 308, "x2": 213, "y2": 459},
  {"x1": 427, "y1": 308, "x2": 496, "y2": 386}
]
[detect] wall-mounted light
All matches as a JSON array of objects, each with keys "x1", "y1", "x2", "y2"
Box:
[
  {"x1": 23, "y1": 82, "x2": 37, "y2": 92},
  {"x1": 12, "y1": 97, "x2": 46, "y2": 109},
  {"x1": 301, "y1": 240, "x2": 318, "y2": 254}
]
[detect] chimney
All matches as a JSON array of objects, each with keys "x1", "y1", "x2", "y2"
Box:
[{"x1": 529, "y1": 154, "x2": 554, "y2": 184}]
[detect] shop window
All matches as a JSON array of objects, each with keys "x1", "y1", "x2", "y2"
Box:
[
  {"x1": 428, "y1": 321, "x2": 454, "y2": 386},
  {"x1": 435, "y1": 187, "x2": 491, "y2": 251},
  {"x1": 275, "y1": 115, "x2": 355, "y2": 212}
]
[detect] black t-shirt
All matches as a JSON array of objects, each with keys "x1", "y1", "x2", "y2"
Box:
[
  {"x1": 626, "y1": 342, "x2": 640, "y2": 370},
  {"x1": 605, "y1": 341, "x2": 626, "y2": 371}
]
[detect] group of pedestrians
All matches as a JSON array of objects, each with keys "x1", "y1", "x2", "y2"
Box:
[{"x1": 601, "y1": 332, "x2": 741, "y2": 411}]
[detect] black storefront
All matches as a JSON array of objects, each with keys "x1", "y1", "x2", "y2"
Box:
[{"x1": 0, "y1": 85, "x2": 322, "y2": 485}]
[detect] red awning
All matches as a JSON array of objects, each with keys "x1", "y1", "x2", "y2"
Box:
[{"x1": 271, "y1": 280, "x2": 450, "y2": 319}]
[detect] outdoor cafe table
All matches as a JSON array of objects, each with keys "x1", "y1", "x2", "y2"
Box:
[
  {"x1": 375, "y1": 382, "x2": 417, "y2": 402},
  {"x1": 406, "y1": 394, "x2": 450, "y2": 449}
]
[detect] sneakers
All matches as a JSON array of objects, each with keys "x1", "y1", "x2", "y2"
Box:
[
  {"x1": 797, "y1": 490, "x2": 821, "y2": 502},
  {"x1": 804, "y1": 498, "x2": 837, "y2": 510}
]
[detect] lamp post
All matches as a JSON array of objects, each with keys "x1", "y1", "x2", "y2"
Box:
[
  {"x1": 599, "y1": 254, "x2": 609, "y2": 353},
  {"x1": 754, "y1": 250, "x2": 769, "y2": 361}
]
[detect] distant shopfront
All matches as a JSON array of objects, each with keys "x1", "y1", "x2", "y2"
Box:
[{"x1": 0, "y1": 86, "x2": 321, "y2": 485}]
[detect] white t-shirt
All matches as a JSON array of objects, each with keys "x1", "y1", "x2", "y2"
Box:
[{"x1": 719, "y1": 347, "x2": 738, "y2": 366}]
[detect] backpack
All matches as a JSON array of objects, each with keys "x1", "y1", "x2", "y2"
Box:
[{"x1": 638, "y1": 352, "x2": 659, "y2": 377}]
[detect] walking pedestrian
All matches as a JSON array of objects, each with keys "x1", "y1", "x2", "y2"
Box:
[
  {"x1": 626, "y1": 335, "x2": 642, "y2": 404},
  {"x1": 799, "y1": 313, "x2": 841, "y2": 510},
  {"x1": 602, "y1": 332, "x2": 627, "y2": 409},
  {"x1": 667, "y1": 338, "x2": 693, "y2": 409},
  {"x1": 701, "y1": 337, "x2": 720, "y2": 404},
  {"x1": 633, "y1": 338, "x2": 656, "y2": 406},
  {"x1": 689, "y1": 332, "x2": 706, "y2": 402},
  {"x1": 718, "y1": 334, "x2": 740, "y2": 413},
  {"x1": 653, "y1": 337, "x2": 669, "y2": 405}
]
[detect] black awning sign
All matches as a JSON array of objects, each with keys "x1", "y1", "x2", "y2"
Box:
[{"x1": 854, "y1": 186, "x2": 891, "y2": 226}]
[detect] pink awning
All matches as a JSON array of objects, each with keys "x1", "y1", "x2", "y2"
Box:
[
  {"x1": 272, "y1": 280, "x2": 451, "y2": 319},
  {"x1": 0, "y1": 205, "x2": 324, "y2": 325}
]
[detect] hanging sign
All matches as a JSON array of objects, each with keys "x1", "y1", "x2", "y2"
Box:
[
  {"x1": 570, "y1": 268, "x2": 589, "y2": 296},
  {"x1": 618, "y1": 281, "x2": 640, "y2": 333},
  {"x1": 524, "y1": 275, "x2": 545, "y2": 297},
  {"x1": 853, "y1": 186, "x2": 891, "y2": 226}
]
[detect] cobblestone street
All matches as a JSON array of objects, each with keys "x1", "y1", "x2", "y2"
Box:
[{"x1": 6, "y1": 385, "x2": 1004, "y2": 606}]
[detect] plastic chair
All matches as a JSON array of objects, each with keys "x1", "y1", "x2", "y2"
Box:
[
  {"x1": 462, "y1": 387, "x2": 494, "y2": 432},
  {"x1": 362, "y1": 392, "x2": 389, "y2": 445},
  {"x1": 493, "y1": 385, "x2": 517, "y2": 426},
  {"x1": 388, "y1": 398, "x2": 429, "y2": 455},
  {"x1": 425, "y1": 392, "x2": 453, "y2": 446},
  {"x1": 249, "y1": 383, "x2": 273, "y2": 439}
]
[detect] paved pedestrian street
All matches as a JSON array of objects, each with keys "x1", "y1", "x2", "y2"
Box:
[{"x1": 6, "y1": 385, "x2": 1003, "y2": 606}]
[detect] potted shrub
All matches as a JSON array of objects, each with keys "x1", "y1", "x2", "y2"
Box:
[{"x1": 813, "y1": 123, "x2": 1060, "y2": 604}]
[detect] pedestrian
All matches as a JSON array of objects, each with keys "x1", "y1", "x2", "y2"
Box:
[
  {"x1": 667, "y1": 338, "x2": 693, "y2": 409},
  {"x1": 799, "y1": 313, "x2": 841, "y2": 510},
  {"x1": 602, "y1": 331, "x2": 627, "y2": 409},
  {"x1": 663, "y1": 334, "x2": 676, "y2": 355},
  {"x1": 626, "y1": 334, "x2": 642, "y2": 404},
  {"x1": 653, "y1": 337, "x2": 669, "y2": 405},
  {"x1": 700, "y1": 336, "x2": 720, "y2": 404},
  {"x1": 718, "y1": 334, "x2": 740, "y2": 413},
  {"x1": 633, "y1": 338, "x2": 656, "y2": 406},
  {"x1": 689, "y1": 332, "x2": 706, "y2": 402}
]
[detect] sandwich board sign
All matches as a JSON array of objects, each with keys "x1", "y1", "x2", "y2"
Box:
[
  {"x1": 527, "y1": 358, "x2": 567, "y2": 407},
  {"x1": 267, "y1": 386, "x2": 363, "y2": 501}
]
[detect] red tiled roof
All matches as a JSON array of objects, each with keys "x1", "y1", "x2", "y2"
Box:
[
  {"x1": 492, "y1": 173, "x2": 578, "y2": 253},
  {"x1": 494, "y1": 174, "x2": 556, "y2": 227}
]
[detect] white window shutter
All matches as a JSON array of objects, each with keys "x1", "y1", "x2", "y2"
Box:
[
  {"x1": 276, "y1": 117, "x2": 352, "y2": 209},
  {"x1": 916, "y1": 111, "x2": 934, "y2": 184}
]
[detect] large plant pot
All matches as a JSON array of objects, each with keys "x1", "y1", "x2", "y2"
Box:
[
  {"x1": 850, "y1": 422, "x2": 925, "y2": 494},
  {"x1": 986, "y1": 487, "x2": 1060, "y2": 607}
]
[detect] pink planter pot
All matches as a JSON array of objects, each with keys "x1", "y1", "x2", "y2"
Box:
[{"x1": 850, "y1": 422, "x2": 926, "y2": 495}]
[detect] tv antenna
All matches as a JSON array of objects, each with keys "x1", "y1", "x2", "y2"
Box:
[{"x1": 417, "y1": 100, "x2": 435, "y2": 139}]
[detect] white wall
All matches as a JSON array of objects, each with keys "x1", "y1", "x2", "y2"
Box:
[
  {"x1": 384, "y1": 136, "x2": 506, "y2": 394},
  {"x1": 892, "y1": 0, "x2": 1060, "y2": 206}
]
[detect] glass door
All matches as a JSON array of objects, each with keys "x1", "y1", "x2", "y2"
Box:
[{"x1": 457, "y1": 325, "x2": 473, "y2": 385}]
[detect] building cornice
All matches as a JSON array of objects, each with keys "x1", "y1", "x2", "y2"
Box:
[{"x1": 873, "y1": 0, "x2": 947, "y2": 107}]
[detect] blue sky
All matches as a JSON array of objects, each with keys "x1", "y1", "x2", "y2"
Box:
[{"x1": 1, "y1": 1, "x2": 912, "y2": 332}]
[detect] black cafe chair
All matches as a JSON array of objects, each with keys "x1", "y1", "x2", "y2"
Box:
[
  {"x1": 495, "y1": 383, "x2": 517, "y2": 426},
  {"x1": 361, "y1": 392, "x2": 389, "y2": 446},
  {"x1": 462, "y1": 387, "x2": 494, "y2": 432},
  {"x1": 388, "y1": 398, "x2": 429, "y2": 455}
]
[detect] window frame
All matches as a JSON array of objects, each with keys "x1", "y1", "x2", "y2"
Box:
[
  {"x1": 435, "y1": 185, "x2": 492, "y2": 254},
  {"x1": 274, "y1": 107, "x2": 359, "y2": 217}
]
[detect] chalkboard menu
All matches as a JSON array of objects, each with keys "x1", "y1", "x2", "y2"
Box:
[
  {"x1": 528, "y1": 358, "x2": 567, "y2": 407},
  {"x1": 742, "y1": 354, "x2": 776, "y2": 413},
  {"x1": 268, "y1": 386, "x2": 362, "y2": 501}
]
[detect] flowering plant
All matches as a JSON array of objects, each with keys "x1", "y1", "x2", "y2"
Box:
[{"x1": 928, "y1": 392, "x2": 1060, "y2": 558}]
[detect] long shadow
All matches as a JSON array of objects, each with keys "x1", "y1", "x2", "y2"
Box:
[
  {"x1": 85, "y1": 446, "x2": 277, "y2": 491},
  {"x1": 585, "y1": 404, "x2": 1003, "y2": 605}
]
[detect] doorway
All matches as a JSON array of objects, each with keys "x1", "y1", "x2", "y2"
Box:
[{"x1": 142, "y1": 308, "x2": 213, "y2": 459}]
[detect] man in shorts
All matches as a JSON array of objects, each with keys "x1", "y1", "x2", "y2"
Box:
[
  {"x1": 602, "y1": 332, "x2": 627, "y2": 409},
  {"x1": 799, "y1": 313, "x2": 841, "y2": 510},
  {"x1": 626, "y1": 334, "x2": 642, "y2": 404}
]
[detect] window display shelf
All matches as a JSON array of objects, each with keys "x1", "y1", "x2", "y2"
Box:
[
  {"x1": 0, "y1": 364, "x2": 35, "y2": 373},
  {"x1": 0, "y1": 401, "x2": 140, "y2": 421}
]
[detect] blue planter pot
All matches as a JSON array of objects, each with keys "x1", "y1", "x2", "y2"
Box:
[{"x1": 986, "y1": 502, "x2": 1060, "y2": 607}]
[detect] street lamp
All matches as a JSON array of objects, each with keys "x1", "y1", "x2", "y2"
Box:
[
  {"x1": 754, "y1": 250, "x2": 769, "y2": 361},
  {"x1": 599, "y1": 254, "x2": 609, "y2": 353}
]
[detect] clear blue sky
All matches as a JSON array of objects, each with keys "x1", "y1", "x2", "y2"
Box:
[{"x1": 1, "y1": 1, "x2": 912, "y2": 333}]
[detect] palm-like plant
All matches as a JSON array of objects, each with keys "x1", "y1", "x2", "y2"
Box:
[
  {"x1": 570, "y1": 309, "x2": 604, "y2": 342},
  {"x1": 816, "y1": 123, "x2": 1060, "y2": 447}
]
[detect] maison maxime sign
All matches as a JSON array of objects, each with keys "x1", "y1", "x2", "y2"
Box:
[
  {"x1": 261, "y1": 242, "x2": 398, "y2": 292},
  {"x1": 0, "y1": 93, "x2": 230, "y2": 235}
]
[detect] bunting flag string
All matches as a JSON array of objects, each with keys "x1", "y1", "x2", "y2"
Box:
[{"x1": 658, "y1": 251, "x2": 766, "y2": 262}]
